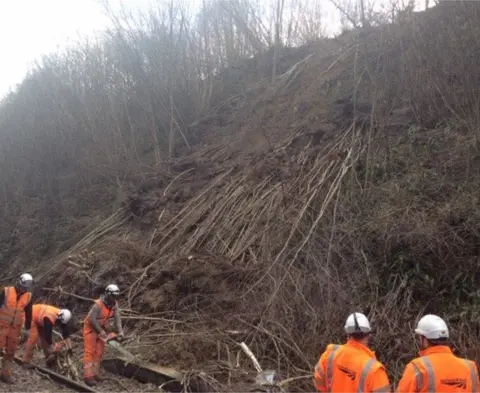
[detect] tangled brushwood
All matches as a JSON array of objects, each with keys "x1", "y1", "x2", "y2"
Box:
[{"x1": 2, "y1": 1, "x2": 480, "y2": 391}]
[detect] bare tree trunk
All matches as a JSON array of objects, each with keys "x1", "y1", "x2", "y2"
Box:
[
  {"x1": 359, "y1": 0, "x2": 366, "y2": 28},
  {"x1": 272, "y1": 0, "x2": 285, "y2": 83},
  {"x1": 168, "y1": 90, "x2": 175, "y2": 163}
]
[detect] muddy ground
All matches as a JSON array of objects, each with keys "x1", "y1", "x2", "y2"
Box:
[
  {"x1": 0, "y1": 361, "x2": 155, "y2": 392},
  {"x1": 0, "y1": 364, "x2": 74, "y2": 392}
]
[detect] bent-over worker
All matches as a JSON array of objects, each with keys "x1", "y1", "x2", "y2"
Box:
[
  {"x1": 22, "y1": 305, "x2": 74, "y2": 368},
  {"x1": 0, "y1": 273, "x2": 34, "y2": 383},
  {"x1": 314, "y1": 312, "x2": 391, "y2": 393},
  {"x1": 83, "y1": 284, "x2": 124, "y2": 386},
  {"x1": 396, "y1": 314, "x2": 480, "y2": 393}
]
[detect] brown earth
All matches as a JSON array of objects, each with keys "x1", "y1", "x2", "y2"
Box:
[
  {"x1": 3, "y1": 365, "x2": 75, "y2": 392},
  {"x1": 0, "y1": 362, "x2": 147, "y2": 392},
  {"x1": 0, "y1": 346, "x2": 155, "y2": 392},
  {"x1": 2, "y1": 1, "x2": 480, "y2": 392}
]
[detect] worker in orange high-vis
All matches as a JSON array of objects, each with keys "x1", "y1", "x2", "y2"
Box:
[
  {"x1": 314, "y1": 312, "x2": 391, "y2": 393},
  {"x1": 22, "y1": 305, "x2": 74, "y2": 368},
  {"x1": 396, "y1": 314, "x2": 480, "y2": 393},
  {"x1": 0, "y1": 273, "x2": 34, "y2": 384},
  {"x1": 83, "y1": 284, "x2": 124, "y2": 386}
]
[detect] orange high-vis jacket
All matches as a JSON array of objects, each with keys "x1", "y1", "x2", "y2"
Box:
[
  {"x1": 32, "y1": 305, "x2": 59, "y2": 326},
  {"x1": 0, "y1": 287, "x2": 32, "y2": 327},
  {"x1": 83, "y1": 298, "x2": 117, "y2": 334},
  {"x1": 396, "y1": 346, "x2": 479, "y2": 393},
  {"x1": 314, "y1": 340, "x2": 391, "y2": 393}
]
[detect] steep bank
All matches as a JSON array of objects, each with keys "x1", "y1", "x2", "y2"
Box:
[{"x1": 1, "y1": 1, "x2": 480, "y2": 390}]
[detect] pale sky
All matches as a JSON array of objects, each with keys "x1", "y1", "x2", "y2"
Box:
[
  {"x1": 0, "y1": 0, "x2": 424, "y2": 98},
  {"x1": 0, "y1": 0, "x2": 156, "y2": 96}
]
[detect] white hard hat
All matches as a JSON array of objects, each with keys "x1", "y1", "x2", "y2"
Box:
[
  {"x1": 58, "y1": 309, "x2": 72, "y2": 324},
  {"x1": 18, "y1": 273, "x2": 34, "y2": 289},
  {"x1": 415, "y1": 314, "x2": 449, "y2": 340},
  {"x1": 344, "y1": 312, "x2": 372, "y2": 334},
  {"x1": 105, "y1": 284, "x2": 120, "y2": 296}
]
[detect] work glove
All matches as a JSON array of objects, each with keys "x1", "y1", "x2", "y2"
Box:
[
  {"x1": 53, "y1": 338, "x2": 73, "y2": 353},
  {"x1": 99, "y1": 330, "x2": 108, "y2": 341},
  {"x1": 53, "y1": 342, "x2": 64, "y2": 353},
  {"x1": 106, "y1": 332, "x2": 118, "y2": 342}
]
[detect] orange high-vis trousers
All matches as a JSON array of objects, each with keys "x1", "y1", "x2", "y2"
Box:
[
  {"x1": 83, "y1": 331, "x2": 106, "y2": 379},
  {"x1": 22, "y1": 325, "x2": 50, "y2": 364},
  {"x1": 0, "y1": 323, "x2": 21, "y2": 377}
]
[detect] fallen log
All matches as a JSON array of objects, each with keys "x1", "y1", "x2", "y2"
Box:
[
  {"x1": 102, "y1": 340, "x2": 214, "y2": 392},
  {"x1": 101, "y1": 356, "x2": 214, "y2": 392}
]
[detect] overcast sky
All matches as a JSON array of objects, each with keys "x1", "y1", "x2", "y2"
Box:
[
  {"x1": 0, "y1": 0, "x2": 425, "y2": 98},
  {"x1": 0, "y1": 0, "x2": 157, "y2": 96}
]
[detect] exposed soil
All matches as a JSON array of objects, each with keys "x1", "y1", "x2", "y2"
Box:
[
  {"x1": 0, "y1": 360, "x2": 154, "y2": 392},
  {"x1": 0, "y1": 364, "x2": 75, "y2": 392},
  {"x1": 0, "y1": 343, "x2": 160, "y2": 392}
]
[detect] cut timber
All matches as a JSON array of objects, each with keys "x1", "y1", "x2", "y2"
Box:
[
  {"x1": 103, "y1": 340, "x2": 215, "y2": 392},
  {"x1": 12, "y1": 356, "x2": 98, "y2": 393},
  {"x1": 102, "y1": 356, "x2": 213, "y2": 392}
]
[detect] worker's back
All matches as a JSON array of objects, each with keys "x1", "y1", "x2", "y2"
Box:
[
  {"x1": 32, "y1": 304, "x2": 59, "y2": 326},
  {"x1": 397, "y1": 346, "x2": 479, "y2": 393},
  {"x1": 315, "y1": 340, "x2": 389, "y2": 393}
]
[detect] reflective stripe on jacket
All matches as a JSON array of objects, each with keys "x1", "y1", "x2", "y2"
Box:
[
  {"x1": 33, "y1": 304, "x2": 59, "y2": 327},
  {"x1": 0, "y1": 287, "x2": 32, "y2": 327},
  {"x1": 314, "y1": 340, "x2": 391, "y2": 393},
  {"x1": 396, "y1": 346, "x2": 479, "y2": 393}
]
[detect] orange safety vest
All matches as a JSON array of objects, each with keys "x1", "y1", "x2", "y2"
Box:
[
  {"x1": 33, "y1": 304, "x2": 59, "y2": 327},
  {"x1": 314, "y1": 340, "x2": 390, "y2": 393},
  {"x1": 83, "y1": 298, "x2": 117, "y2": 334},
  {"x1": 0, "y1": 286, "x2": 32, "y2": 327},
  {"x1": 397, "y1": 346, "x2": 479, "y2": 393}
]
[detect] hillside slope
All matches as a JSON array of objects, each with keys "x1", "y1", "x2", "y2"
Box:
[{"x1": 2, "y1": 1, "x2": 480, "y2": 390}]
